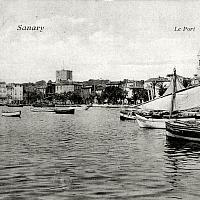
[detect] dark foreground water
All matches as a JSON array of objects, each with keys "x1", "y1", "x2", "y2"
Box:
[{"x1": 0, "y1": 107, "x2": 200, "y2": 200}]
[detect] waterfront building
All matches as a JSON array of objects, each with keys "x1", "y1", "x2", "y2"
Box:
[
  {"x1": 83, "y1": 79, "x2": 109, "y2": 94},
  {"x1": 7, "y1": 83, "x2": 23, "y2": 103},
  {"x1": 22, "y1": 82, "x2": 36, "y2": 104},
  {"x1": 81, "y1": 86, "x2": 92, "y2": 103},
  {"x1": 122, "y1": 79, "x2": 144, "y2": 99},
  {"x1": 46, "y1": 80, "x2": 56, "y2": 97},
  {"x1": 0, "y1": 82, "x2": 7, "y2": 104},
  {"x1": 144, "y1": 77, "x2": 170, "y2": 100},
  {"x1": 83, "y1": 79, "x2": 109, "y2": 87},
  {"x1": 191, "y1": 54, "x2": 200, "y2": 85},
  {"x1": 95, "y1": 85, "x2": 105, "y2": 95},
  {"x1": 6, "y1": 85, "x2": 12, "y2": 104},
  {"x1": 106, "y1": 81, "x2": 123, "y2": 88},
  {"x1": 55, "y1": 81, "x2": 82, "y2": 94},
  {"x1": 191, "y1": 74, "x2": 200, "y2": 85},
  {"x1": 56, "y1": 69, "x2": 72, "y2": 82}
]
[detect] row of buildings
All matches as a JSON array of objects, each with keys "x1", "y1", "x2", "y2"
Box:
[{"x1": 0, "y1": 66, "x2": 200, "y2": 104}]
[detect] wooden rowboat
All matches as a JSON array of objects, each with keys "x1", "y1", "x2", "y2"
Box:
[{"x1": 120, "y1": 110, "x2": 136, "y2": 120}]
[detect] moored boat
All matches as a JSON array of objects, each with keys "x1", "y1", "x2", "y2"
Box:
[
  {"x1": 166, "y1": 120, "x2": 200, "y2": 142},
  {"x1": 55, "y1": 104, "x2": 87, "y2": 111},
  {"x1": 7, "y1": 104, "x2": 23, "y2": 107},
  {"x1": 32, "y1": 103, "x2": 55, "y2": 107},
  {"x1": 2, "y1": 110, "x2": 21, "y2": 117},
  {"x1": 136, "y1": 68, "x2": 199, "y2": 129},
  {"x1": 136, "y1": 113, "x2": 168, "y2": 129},
  {"x1": 120, "y1": 110, "x2": 136, "y2": 120},
  {"x1": 30, "y1": 107, "x2": 55, "y2": 112},
  {"x1": 136, "y1": 111, "x2": 197, "y2": 129},
  {"x1": 54, "y1": 108, "x2": 75, "y2": 114}
]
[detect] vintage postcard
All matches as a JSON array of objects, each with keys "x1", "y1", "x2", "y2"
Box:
[{"x1": 0, "y1": 0, "x2": 200, "y2": 199}]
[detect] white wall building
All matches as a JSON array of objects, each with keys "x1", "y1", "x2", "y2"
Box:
[
  {"x1": 55, "y1": 83, "x2": 74, "y2": 94},
  {"x1": 191, "y1": 53, "x2": 200, "y2": 85},
  {"x1": 0, "y1": 82, "x2": 7, "y2": 104},
  {"x1": 7, "y1": 83, "x2": 23, "y2": 103}
]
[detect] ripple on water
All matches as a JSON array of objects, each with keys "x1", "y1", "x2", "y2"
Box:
[{"x1": 0, "y1": 107, "x2": 200, "y2": 199}]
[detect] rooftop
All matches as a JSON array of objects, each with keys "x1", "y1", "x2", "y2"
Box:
[{"x1": 145, "y1": 77, "x2": 170, "y2": 83}]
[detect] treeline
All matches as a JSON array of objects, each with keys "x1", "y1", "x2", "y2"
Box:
[{"x1": 24, "y1": 86, "x2": 149, "y2": 105}]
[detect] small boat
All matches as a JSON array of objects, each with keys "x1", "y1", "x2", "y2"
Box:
[
  {"x1": 32, "y1": 103, "x2": 55, "y2": 107},
  {"x1": 166, "y1": 120, "x2": 200, "y2": 142},
  {"x1": 55, "y1": 105, "x2": 87, "y2": 111},
  {"x1": 7, "y1": 104, "x2": 23, "y2": 107},
  {"x1": 30, "y1": 107, "x2": 55, "y2": 112},
  {"x1": 54, "y1": 108, "x2": 75, "y2": 114},
  {"x1": 2, "y1": 110, "x2": 21, "y2": 117},
  {"x1": 120, "y1": 110, "x2": 136, "y2": 120}
]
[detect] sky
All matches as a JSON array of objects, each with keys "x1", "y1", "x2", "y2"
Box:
[{"x1": 0, "y1": 0, "x2": 200, "y2": 83}]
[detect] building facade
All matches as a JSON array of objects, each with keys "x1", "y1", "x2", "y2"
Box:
[
  {"x1": 7, "y1": 83, "x2": 23, "y2": 103},
  {"x1": 144, "y1": 77, "x2": 170, "y2": 100},
  {"x1": 56, "y1": 69, "x2": 72, "y2": 82},
  {"x1": 81, "y1": 86, "x2": 92, "y2": 102},
  {"x1": 122, "y1": 79, "x2": 144, "y2": 99},
  {"x1": 0, "y1": 82, "x2": 7, "y2": 104},
  {"x1": 56, "y1": 83, "x2": 74, "y2": 94},
  {"x1": 46, "y1": 80, "x2": 56, "y2": 97},
  {"x1": 55, "y1": 81, "x2": 82, "y2": 94}
]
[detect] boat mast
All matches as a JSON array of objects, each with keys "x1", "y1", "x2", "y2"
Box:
[{"x1": 170, "y1": 68, "x2": 177, "y2": 117}]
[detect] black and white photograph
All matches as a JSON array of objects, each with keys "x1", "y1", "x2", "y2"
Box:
[{"x1": 1, "y1": 0, "x2": 200, "y2": 199}]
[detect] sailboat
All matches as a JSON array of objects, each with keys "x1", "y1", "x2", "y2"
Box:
[{"x1": 136, "y1": 68, "x2": 197, "y2": 129}]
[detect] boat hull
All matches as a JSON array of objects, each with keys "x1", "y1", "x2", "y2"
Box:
[
  {"x1": 135, "y1": 114, "x2": 195, "y2": 129},
  {"x1": 135, "y1": 114, "x2": 168, "y2": 129},
  {"x1": 30, "y1": 108, "x2": 55, "y2": 112},
  {"x1": 55, "y1": 105, "x2": 87, "y2": 111},
  {"x1": 166, "y1": 121, "x2": 200, "y2": 142},
  {"x1": 120, "y1": 112, "x2": 136, "y2": 120},
  {"x1": 54, "y1": 109, "x2": 75, "y2": 114},
  {"x1": 2, "y1": 111, "x2": 21, "y2": 117}
]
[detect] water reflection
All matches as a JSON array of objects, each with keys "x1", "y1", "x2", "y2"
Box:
[{"x1": 164, "y1": 137, "x2": 200, "y2": 199}]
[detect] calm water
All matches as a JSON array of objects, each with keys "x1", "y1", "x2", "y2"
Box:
[{"x1": 0, "y1": 107, "x2": 200, "y2": 200}]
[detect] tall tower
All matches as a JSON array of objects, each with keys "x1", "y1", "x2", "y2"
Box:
[{"x1": 56, "y1": 69, "x2": 73, "y2": 82}]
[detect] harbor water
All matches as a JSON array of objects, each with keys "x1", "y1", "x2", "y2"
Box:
[{"x1": 0, "y1": 107, "x2": 200, "y2": 199}]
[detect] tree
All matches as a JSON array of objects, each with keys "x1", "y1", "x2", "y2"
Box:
[
  {"x1": 101, "y1": 86, "x2": 127, "y2": 104},
  {"x1": 132, "y1": 88, "x2": 149, "y2": 104},
  {"x1": 183, "y1": 78, "x2": 191, "y2": 88},
  {"x1": 158, "y1": 83, "x2": 167, "y2": 96},
  {"x1": 66, "y1": 91, "x2": 83, "y2": 104}
]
